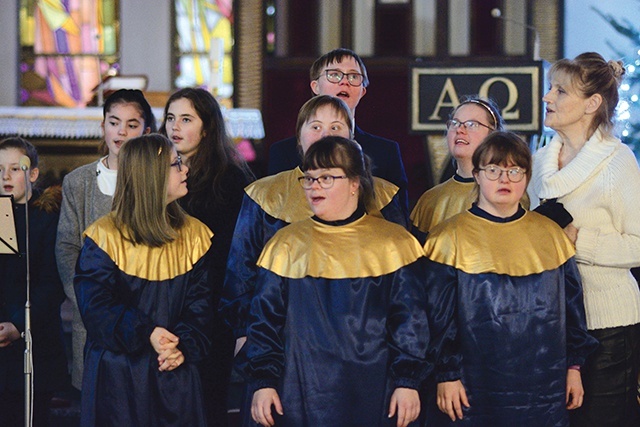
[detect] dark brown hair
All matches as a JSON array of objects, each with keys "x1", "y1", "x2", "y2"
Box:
[
  {"x1": 0, "y1": 136, "x2": 39, "y2": 169},
  {"x1": 309, "y1": 48, "x2": 369, "y2": 88},
  {"x1": 302, "y1": 136, "x2": 374, "y2": 209},
  {"x1": 472, "y1": 131, "x2": 532, "y2": 183},
  {"x1": 159, "y1": 88, "x2": 254, "y2": 209}
]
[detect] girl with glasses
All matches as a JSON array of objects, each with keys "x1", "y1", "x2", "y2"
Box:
[
  {"x1": 220, "y1": 95, "x2": 407, "y2": 358},
  {"x1": 410, "y1": 96, "x2": 508, "y2": 243},
  {"x1": 245, "y1": 136, "x2": 429, "y2": 427},
  {"x1": 423, "y1": 132, "x2": 597, "y2": 426},
  {"x1": 74, "y1": 134, "x2": 212, "y2": 426}
]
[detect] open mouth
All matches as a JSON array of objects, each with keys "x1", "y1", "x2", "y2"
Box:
[
  {"x1": 3, "y1": 185, "x2": 14, "y2": 193},
  {"x1": 455, "y1": 138, "x2": 469, "y2": 145},
  {"x1": 336, "y1": 91, "x2": 349, "y2": 98}
]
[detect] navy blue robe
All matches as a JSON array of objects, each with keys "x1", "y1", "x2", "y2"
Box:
[
  {"x1": 423, "y1": 206, "x2": 598, "y2": 426},
  {"x1": 243, "y1": 212, "x2": 430, "y2": 426},
  {"x1": 75, "y1": 214, "x2": 214, "y2": 427},
  {"x1": 220, "y1": 167, "x2": 407, "y2": 338}
]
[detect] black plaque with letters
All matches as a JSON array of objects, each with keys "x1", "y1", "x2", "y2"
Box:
[{"x1": 410, "y1": 61, "x2": 549, "y2": 134}]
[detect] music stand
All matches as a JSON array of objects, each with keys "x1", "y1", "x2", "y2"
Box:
[{"x1": 0, "y1": 195, "x2": 19, "y2": 255}]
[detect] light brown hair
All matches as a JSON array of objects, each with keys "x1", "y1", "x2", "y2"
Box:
[{"x1": 112, "y1": 134, "x2": 186, "y2": 247}]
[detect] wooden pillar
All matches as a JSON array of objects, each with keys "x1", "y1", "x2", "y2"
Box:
[{"x1": 236, "y1": 0, "x2": 263, "y2": 110}]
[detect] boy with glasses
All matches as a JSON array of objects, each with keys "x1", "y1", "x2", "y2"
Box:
[{"x1": 267, "y1": 48, "x2": 409, "y2": 219}]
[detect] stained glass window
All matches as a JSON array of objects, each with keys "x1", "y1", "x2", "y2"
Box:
[
  {"x1": 19, "y1": 0, "x2": 119, "y2": 107},
  {"x1": 173, "y1": 0, "x2": 234, "y2": 100}
]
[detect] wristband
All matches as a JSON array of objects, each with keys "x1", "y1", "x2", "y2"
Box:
[{"x1": 568, "y1": 365, "x2": 581, "y2": 371}]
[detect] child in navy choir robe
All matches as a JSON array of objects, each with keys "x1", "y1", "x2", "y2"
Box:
[
  {"x1": 244, "y1": 136, "x2": 430, "y2": 427},
  {"x1": 220, "y1": 95, "x2": 406, "y2": 347},
  {"x1": 74, "y1": 135, "x2": 213, "y2": 427},
  {"x1": 410, "y1": 96, "x2": 504, "y2": 243},
  {"x1": 423, "y1": 132, "x2": 597, "y2": 427}
]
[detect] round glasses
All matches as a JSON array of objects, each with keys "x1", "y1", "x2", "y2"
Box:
[
  {"x1": 478, "y1": 165, "x2": 526, "y2": 183},
  {"x1": 318, "y1": 70, "x2": 365, "y2": 87},
  {"x1": 446, "y1": 119, "x2": 493, "y2": 132},
  {"x1": 298, "y1": 174, "x2": 348, "y2": 189}
]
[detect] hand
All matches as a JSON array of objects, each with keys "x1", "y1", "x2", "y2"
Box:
[
  {"x1": 0, "y1": 322, "x2": 20, "y2": 348},
  {"x1": 566, "y1": 369, "x2": 584, "y2": 410},
  {"x1": 388, "y1": 387, "x2": 420, "y2": 427},
  {"x1": 563, "y1": 223, "x2": 579, "y2": 244},
  {"x1": 150, "y1": 327, "x2": 179, "y2": 354},
  {"x1": 158, "y1": 347, "x2": 184, "y2": 372},
  {"x1": 437, "y1": 380, "x2": 470, "y2": 421},
  {"x1": 251, "y1": 388, "x2": 283, "y2": 427},
  {"x1": 150, "y1": 327, "x2": 183, "y2": 371}
]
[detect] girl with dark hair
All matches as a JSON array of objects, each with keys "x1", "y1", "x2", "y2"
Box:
[
  {"x1": 245, "y1": 136, "x2": 429, "y2": 427},
  {"x1": 220, "y1": 95, "x2": 407, "y2": 355},
  {"x1": 529, "y1": 52, "x2": 640, "y2": 426},
  {"x1": 425, "y1": 132, "x2": 597, "y2": 426},
  {"x1": 160, "y1": 87, "x2": 255, "y2": 427},
  {"x1": 0, "y1": 137, "x2": 68, "y2": 426},
  {"x1": 56, "y1": 89, "x2": 155, "y2": 391},
  {"x1": 75, "y1": 134, "x2": 213, "y2": 426}
]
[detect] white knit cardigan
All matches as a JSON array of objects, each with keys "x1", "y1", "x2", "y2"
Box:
[{"x1": 529, "y1": 128, "x2": 640, "y2": 330}]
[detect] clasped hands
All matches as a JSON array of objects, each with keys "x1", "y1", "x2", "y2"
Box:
[{"x1": 150, "y1": 326, "x2": 184, "y2": 372}]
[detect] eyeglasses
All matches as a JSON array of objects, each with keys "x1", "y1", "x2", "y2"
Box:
[
  {"x1": 478, "y1": 165, "x2": 526, "y2": 183},
  {"x1": 298, "y1": 174, "x2": 348, "y2": 189},
  {"x1": 170, "y1": 156, "x2": 183, "y2": 172},
  {"x1": 318, "y1": 70, "x2": 365, "y2": 87},
  {"x1": 446, "y1": 119, "x2": 494, "y2": 132}
]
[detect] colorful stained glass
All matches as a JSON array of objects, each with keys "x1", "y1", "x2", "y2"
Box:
[
  {"x1": 174, "y1": 0, "x2": 234, "y2": 99},
  {"x1": 19, "y1": 0, "x2": 119, "y2": 107}
]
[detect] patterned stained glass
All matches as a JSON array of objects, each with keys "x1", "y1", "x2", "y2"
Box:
[
  {"x1": 174, "y1": 0, "x2": 234, "y2": 99},
  {"x1": 19, "y1": 0, "x2": 119, "y2": 107}
]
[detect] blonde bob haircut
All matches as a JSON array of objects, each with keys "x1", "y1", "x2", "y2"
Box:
[{"x1": 112, "y1": 134, "x2": 186, "y2": 247}]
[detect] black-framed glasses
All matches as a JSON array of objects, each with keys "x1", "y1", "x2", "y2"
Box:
[
  {"x1": 170, "y1": 155, "x2": 183, "y2": 172},
  {"x1": 318, "y1": 70, "x2": 365, "y2": 87},
  {"x1": 446, "y1": 119, "x2": 494, "y2": 132},
  {"x1": 298, "y1": 174, "x2": 348, "y2": 189},
  {"x1": 478, "y1": 165, "x2": 526, "y2": 183}
]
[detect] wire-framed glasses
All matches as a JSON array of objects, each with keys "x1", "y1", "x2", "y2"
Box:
[
  {"x1": 446, "y1": 119, "x2": 494, "y2": 132},
  {"x1": 319, "y1": 70, "x2": 365, "y2": 87},
  {"x1": 478, "y1": 165, "x2": 526, "y2": 183},
  {"x1": 298, "y1": 174, "x2": 348, "y2": 189},
  {"x1": 170, "y1": 155, "x2": 183, "y2": 172}
]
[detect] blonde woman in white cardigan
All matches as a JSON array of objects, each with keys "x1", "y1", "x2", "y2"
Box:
[{"x1": 529, "y1": 52, "x2": 640, "y2": 427}]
